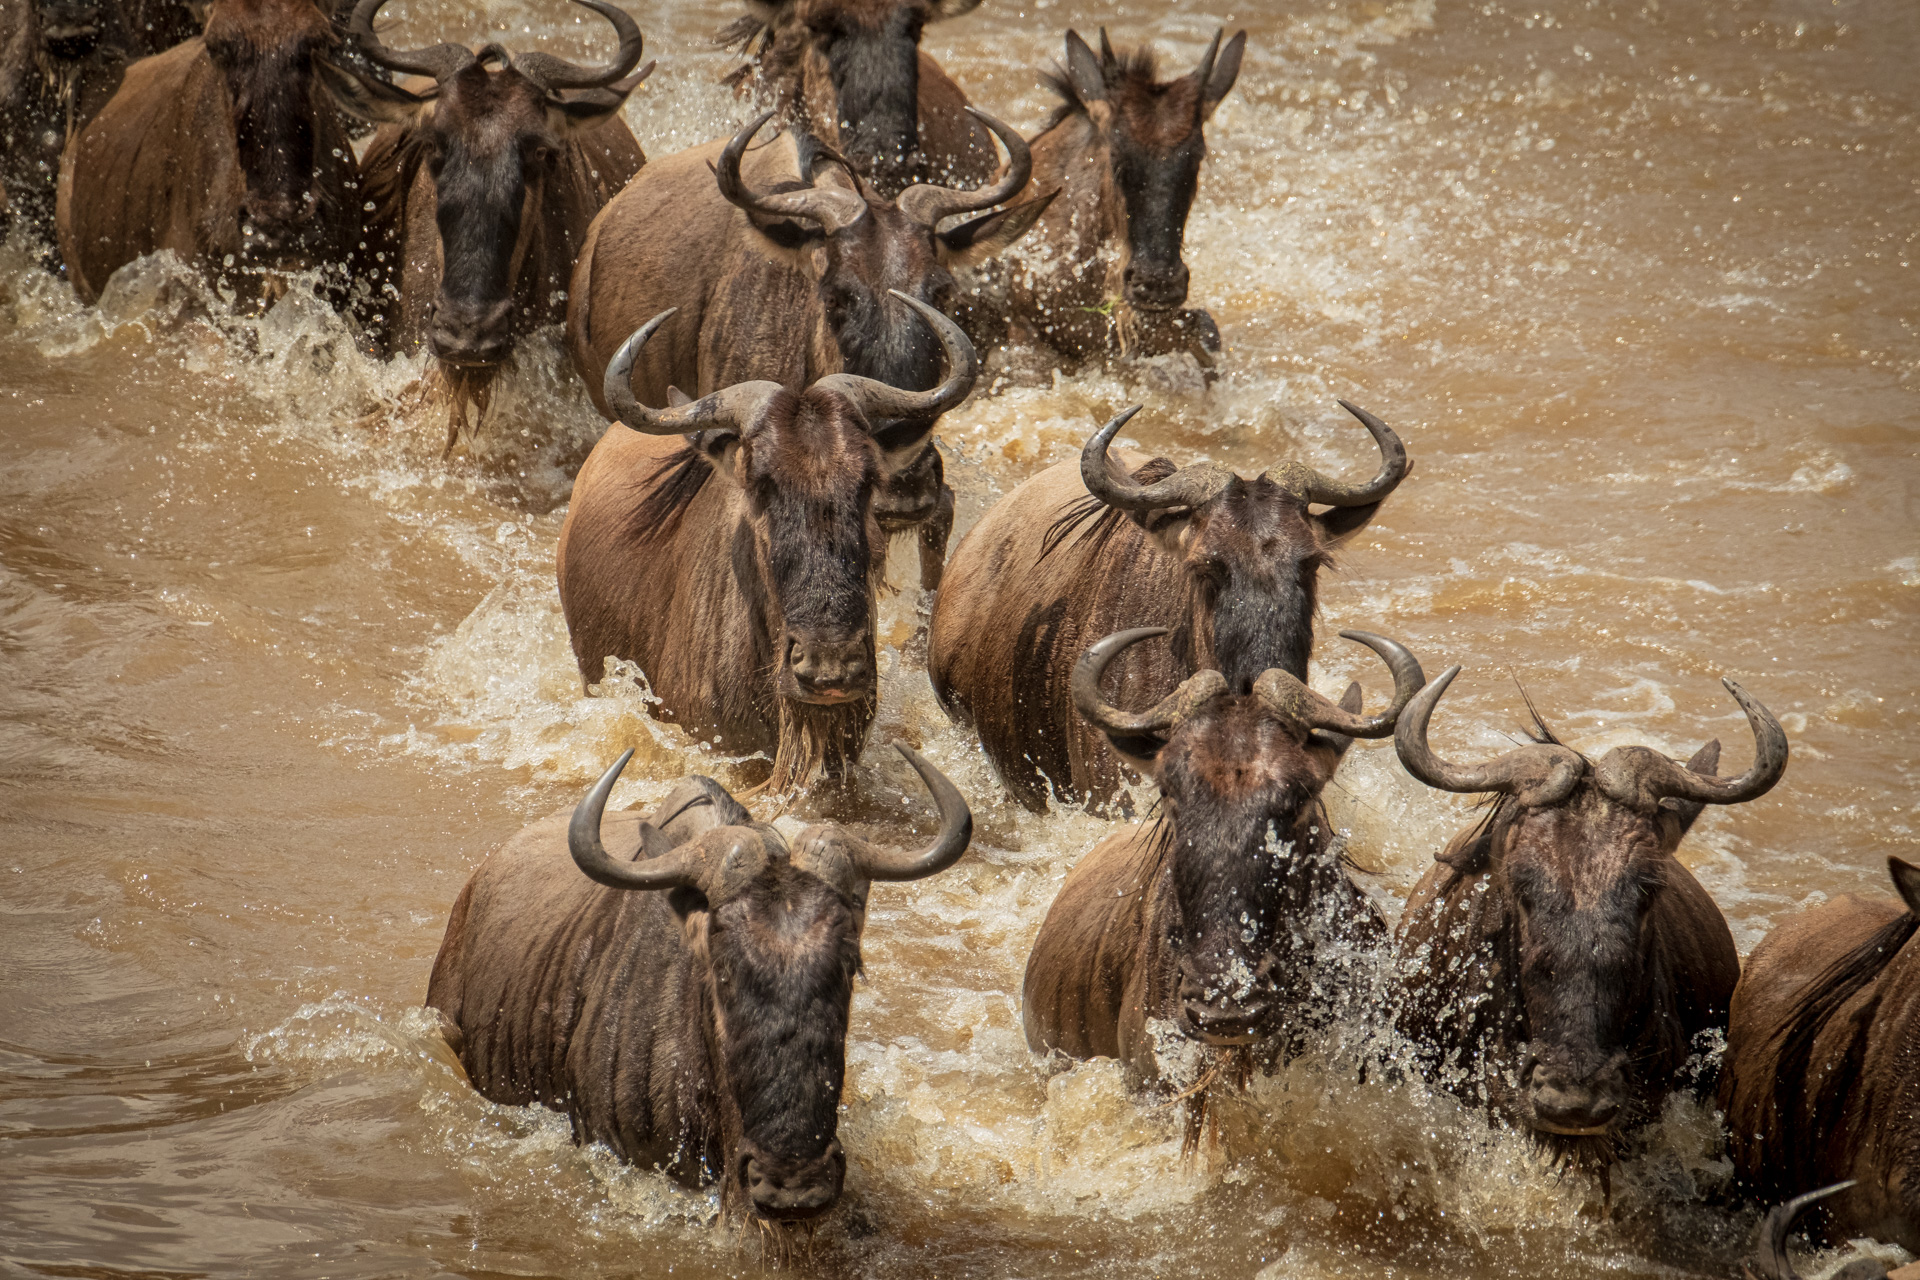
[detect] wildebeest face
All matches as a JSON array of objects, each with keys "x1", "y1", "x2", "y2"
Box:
[
  {"x1": 321, "y1": 12, "x2": 648, "y2": 368},
  {"x1": 1399, "y1": 668, "x2": 1789, "y2": 1138},
  {"x1": 1059, "y1": 28, "x2": 1244, "y2": 312},
  {"x1": 719, "y1": 388, "x2": 887, "y2": 705},
  {"x1": 1073, "y1": 628, "x2": 1423, "y2": 1048},
  {"x1": 1147, "y1": 475, "x2": 1332, "y2": 695},
  {"x1": 692, "y1": 853, "x2": 861, "y2": 1220},
  {"x1": 202, "y1": 0, "x2": 337, "y2": 261},
  {"x1": 1080, "y1": 402, "x2": 1406, "y2": 690},
  {"x1": 1148, "y1": 700, "x2": 1346, "y2": 1045},
  {"x1": 1489, "y1": 785, "x2": 1691, "y2": 1135}
]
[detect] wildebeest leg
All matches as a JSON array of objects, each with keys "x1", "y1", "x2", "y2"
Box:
[{"x1": 918, "y1": 481, "x2": 955, "y2": 593}]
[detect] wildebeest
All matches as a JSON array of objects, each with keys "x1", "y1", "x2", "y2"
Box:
[
  {"x1": 1718, "y1": 854, "x2": 1920, "y2": 1253},
  {"x1": 928, "y1": 400, "x2": 1407, "y2": 812},
  {"x1": 57, "y1": 0, "x2": 361, "y2": 304},
  {"x1": 1391, "y1": 668, "x2": 1784, "y2": 1175},
  {"x1": 319, "y1": 0, "x2": 648, "y2": 444},
  {"x1": 1004, "y1": 27, "x2": 1245, "y2": 365},
  {"x1": 558, "y1": 293, "x2": 975, "y2": 793},
  {"x1": 568, "y1": 109, "x2": 1049, "y2": 591},
  {"x1": 715, "y1": 0, "x2": 995, "y2": 196},
  {"x1": 1, "y1": 0, "x2": 199, "y2": 257},
  {"x1": 1022, "y1": 627, "x2": 1422, "y2": 1112},
  {"x1": 426, "y1": 742, "x2": 973, "y2": 1227}
]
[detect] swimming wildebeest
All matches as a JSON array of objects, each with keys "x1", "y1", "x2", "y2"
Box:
[
  {"x1": 558, "y1": 294, "x2": 976, "y2": 794},
  {"x1": 0, "y1": 0, "x2": 198, "y2": 256},
  {"x1": 1023, "y1": 627, "x2": 1422, "y2": 1134},
  {"x1": 1719, "y1": 855, "x2": 1920, "y2": 1254},
  {"x1": 426, "y1": 742, "x2": 973, "y2": 1231},
  {"x1": 319, "y1": 0, "x2": 648, "y2": 445},
  {"x1": 568, "y1": 109, "x2": 1049, "y2": 591},
  {"x1": 1391, "y1": 668, "x2": 1784, "y2": 1178},
  {"x1": 928, "y1": 400, "x2": 1407, "y2": 811},
  {"x1": 715, "y1": 0, "x2": 995, "y2": 195},
  {"x1": 1006, "y1": 27, "x2": 1245, "y2": 365},
  {"x1": 57, "y1": 0, "x2": 362, "y2": 304}
]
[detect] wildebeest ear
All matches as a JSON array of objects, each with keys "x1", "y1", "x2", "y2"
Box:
[
  {"x1": 1102, "y1": 732, "x2": 1166, "y2": 773},
  {"x1": 1307, "y1": 682, "x2": 1366, "y2": 765},
  {"x1": 1891, "y1": 855, "x2": 1920, "y2": 917},
  {"x1": 690, "y1": 427, "x2": 742, "y2": 478},
  {"x1": 548, "y1": 60, "x2": 655, "y2": 127},
  {"x1": 316, "y1": 57, "x2": 435, "y2": 127},
  {"x1": 929, "y1": 0, "x2": 983, "y2": 19},
  {"x1": 1063, "y1": 29, "x2": 1106, "y2": 103},
  {"x1": 1199, "y1": 31, "x2": 1247, "y2": 120},
  {"x1": 937, "y1": 190, "x2": 1058, "y2": 268},
  {"x1": 666, "y1": 386, "x2": 694, "y2": 408},
  {"x1": 1659, "y1": 738, "x2": 1722, "y2": 837}
]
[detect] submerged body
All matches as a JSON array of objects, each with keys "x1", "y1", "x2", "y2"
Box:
[{"x1": 1719, "y1": 857, "x2": 1920, "y2": 1253}]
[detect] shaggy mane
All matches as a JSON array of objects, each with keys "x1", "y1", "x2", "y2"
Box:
[
  {"x1": 1038, "y1": 455, "x2": 1178, "y2": 561},
  {"x1": 624, "y1": 445, "x2": 716, "y2": 546}
]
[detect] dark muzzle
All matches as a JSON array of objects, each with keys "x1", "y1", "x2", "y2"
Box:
[
  {"x1": 1177, "y1": 965, "x2": 1274, "y2": 1046},
  {"x1": 742, "y1": 1140, "x2": 845, "y2": 1221},
  {"x1": 1525, "y1": 1054, "x2": 1627, "y2": 1135},
  {"x1": 1124, "y1": 260, "x2": 1191, "y2": 312},
  {"x1": 785, "y1": 633, "x2": 872, "y2": 703},
  {"x1": 428, "y1": 298, "x2": 516, "y2": 367}
]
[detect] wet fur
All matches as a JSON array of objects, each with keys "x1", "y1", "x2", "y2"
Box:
[
  {"x1": 57, "y1": 0, "x2": 360, "y2": 303},
  {"x1": 1719, "y1": 871, "x2": 1920, "y2": 1251},
  {"x1": 1392, "y1": 727, "x2": 1740, "y2": 1172}
]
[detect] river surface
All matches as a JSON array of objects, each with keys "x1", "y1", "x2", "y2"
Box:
[{"x1": 2, "y1": 0, "x2": 1916, "y2": 1276}]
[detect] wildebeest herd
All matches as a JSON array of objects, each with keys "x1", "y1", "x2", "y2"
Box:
[{"x1": 9, "y1": 0, "x2": 1916, "y2": 1273}]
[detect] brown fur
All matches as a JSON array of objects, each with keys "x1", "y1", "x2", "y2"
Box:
[
  {"x1": 928, "y1": 449, "x2": 1378, "y2": 812},
  {"x1": 1023, "y1": 693, "x2": 1383, "y2": 1085},
  {"x1": 1007, "y1": 30, "x2": 1242, "y2": 360},
  {"x1": 56, "y1": 0, "x2": 358, "y2": 304},
  {"x1": 1719, "y1": 860, "x2": 1920, "y2": 1252},
  {"x1": 557, "y1": 388, "x2": 893, "y2": 795},
  {"x1": 1394, "y1": 749, "x2": 1741, "y2": 1165},
  {"x1": 721, "y1": 0, "x2": 994, "y2": 194}
]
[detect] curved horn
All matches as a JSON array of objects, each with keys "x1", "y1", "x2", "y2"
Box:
[
  {"x1": 1748, "y1": 1182, "x2": 1858, "y2": 1280},
  {"x1": 811, "y1": 291, "x2": 978, "y2": 425},
  {"x1": 1079, "y1": 407, "x2": 1235, "y2": 513},
  {"x1": 1252, "y1": 630, "x2": 1425, "y2": 739},
  {"x1": 511, "y1": 0, "x2": 644, "y2": 91},
  {"x1": 716, "y1": 112, "x2": 869, "y2": 235},
  {"x1": 568, "y1": 750, "x2": 705, "y2": 892},
  {"x1": 896, "y1": 108, "x2": 1033, "y2": 227},
  {"x1": 1624, "y1": 678, "x2": 1789, "y2": 807},
  {"x1": 1394, "y1": 666, "x2": 1586, "y2": 804},
  {"x1": 1070, "y1": 627, "x2": 1228, "y2": 737},
  {"x1": 603, "y1": 309, "x2": 783, "y2": 436},
  {"x1": 350, "y1": 0, "x2": 475, "y2": 80},
  {"x1": 845, "y1": 745, "x2": 974, "y2": 882},
  {"x1": 1266, "y1": 400, "x2": 1408, "y2": 507}
]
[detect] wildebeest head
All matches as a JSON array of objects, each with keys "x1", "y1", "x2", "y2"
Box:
[
  {"x1": 721, "y1": 0, "x2": 981, "y2": 193},
  {"x1": 321, "y1": 0, "x2": 650, "y2": 367},
  {"x1": 717, "y1": 110, "x2": 1052, "y2": 410},
  {"x1": 1048, "y1": 27, "x2": 1244, "y2": 312},
  {"x1": 1396, "y1": 668, "x2": 1789, "y2": 1138},
  {"x1": 568, "y1": 743, "x2": 973, "y2": 1220},
  {"x1": 199, "y1": 0, "x2": 342, "y2": 262},
  {"x1": 1077, "y1": 402, "x2": 1408, "y2": 694},
  {"x1": 32, "y1": 0, "x2": 108, "y2": 57},
  {"x1": 604, "y1": 292, "x2": 975, "y2": 782},
  {"x1": 1074, "y1": 627, "x2": 1424, "y2": 1046}
]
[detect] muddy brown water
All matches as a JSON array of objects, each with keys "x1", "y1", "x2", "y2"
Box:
[{"x1": 2, "y1": 0, "x2": 1915, "y2": 1276}]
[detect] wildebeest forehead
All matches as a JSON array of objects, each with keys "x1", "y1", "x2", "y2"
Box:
[
  {"x1": 435, "y1": 67, "x2": 554, "y2": 152},
  {"x1": 748, "y1": 394, "x2": 882, "y2": 495},
  {"x1": 1192, "y1": 478, "x2": 1322, "y2": 566},
  {"x1": 1116, "y1": 77, "x2": 1205, "y2": 150},
  {"x1": 1161, "y1": 704, "x2": 1317, "y2": 806},
  {"x1": 1505, "y1": 789, "x2": 1667, "y2": 912},
  {"x1": 713, "y1": 866, "x2": 861, "y2": 975},
  {"x1": 205, "y1": 0, "x2": 332, "y2": 46}
]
